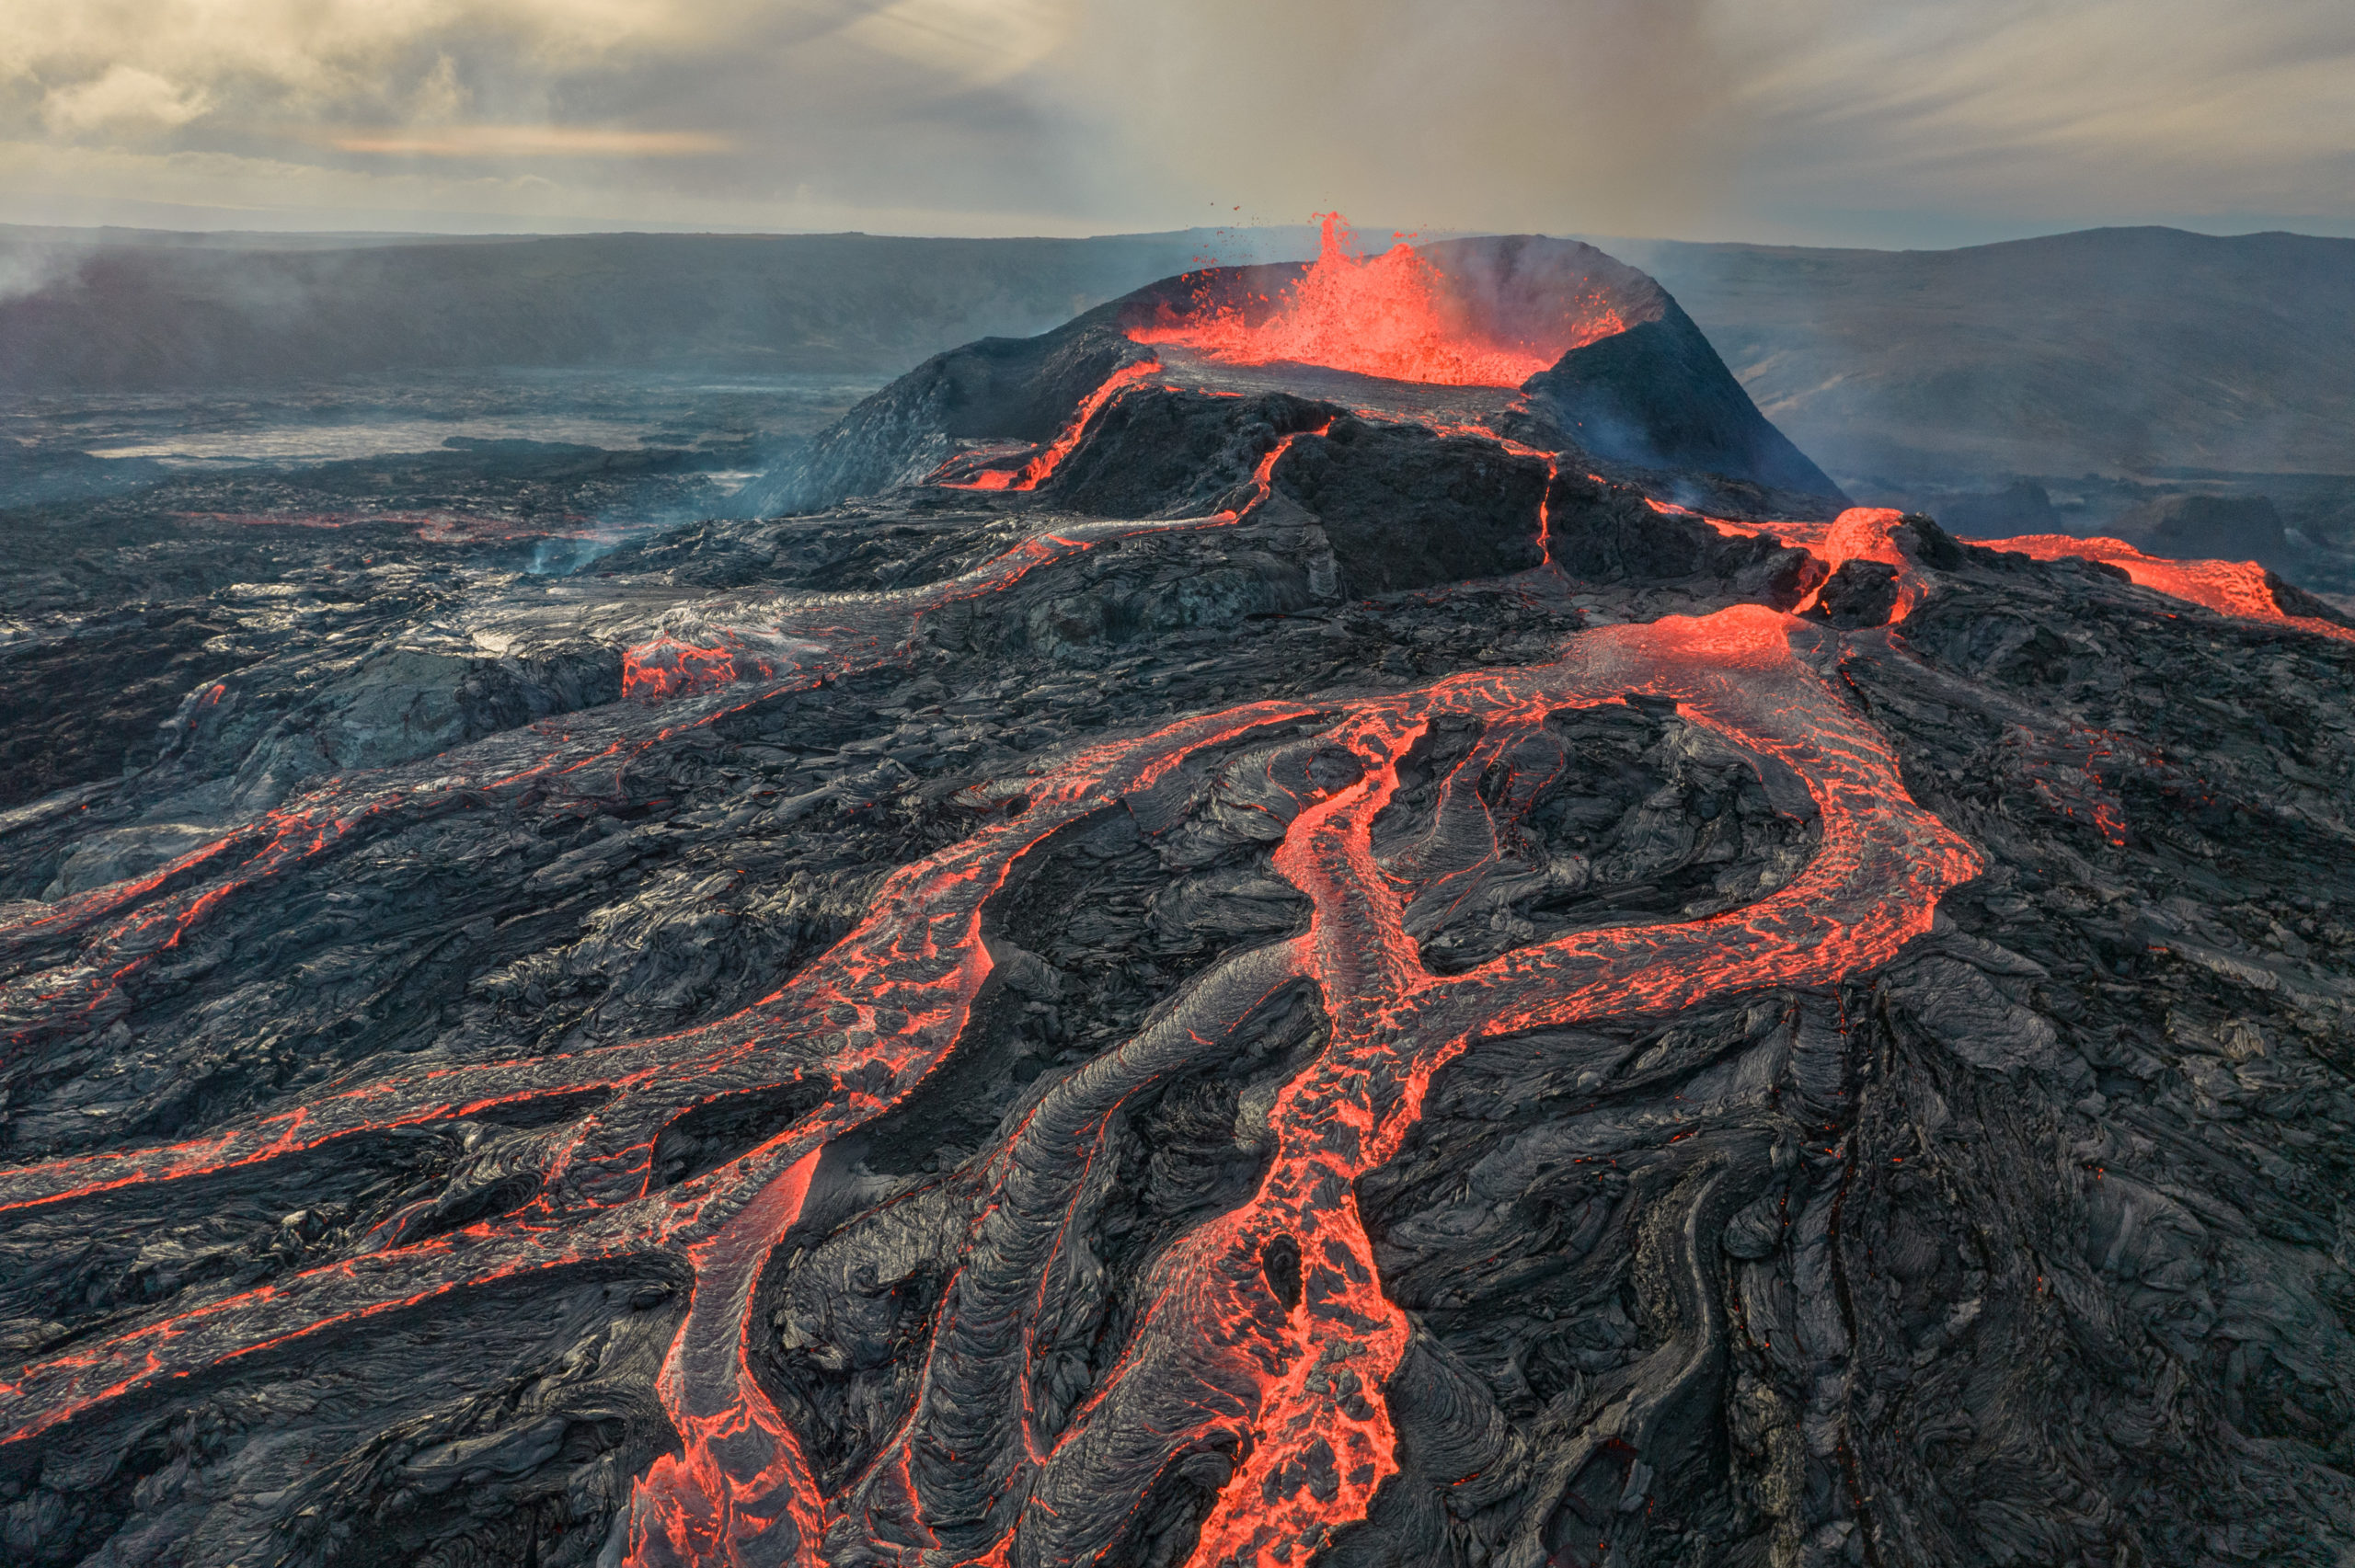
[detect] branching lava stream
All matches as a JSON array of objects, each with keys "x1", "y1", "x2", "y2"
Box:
[{"x1": 0, "y1": 584, "x2": 1976, "y2": 1567}]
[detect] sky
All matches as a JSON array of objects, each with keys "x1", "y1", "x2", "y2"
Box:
[{"x1": 1, "y1": 0, "x2": 2350, "y2": 247}]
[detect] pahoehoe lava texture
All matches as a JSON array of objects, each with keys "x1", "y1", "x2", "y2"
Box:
[{"x1": 4, "y1": 248, "x2": 2355, "y2": 1568}]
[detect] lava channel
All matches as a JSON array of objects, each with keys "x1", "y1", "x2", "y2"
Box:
[
  {"x1": 0, "y1": 599, "x2": 1976, "y2": 1568},
  {"x1": 1981, "y1": 532, "x2": 2355, "y2": 644}
]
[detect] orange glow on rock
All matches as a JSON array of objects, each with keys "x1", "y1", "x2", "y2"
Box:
[
  {"x1": 67, "y1": 384, "x2": 2349, "y2": 1568},
  {"x1": 623, "y1": 635, "x2": 753, "y2": 701},
  {"x1": 1792, "y1": 507, "x2": 1917, "y2": 621},
  {"x1": 939, "y1": 359, "x2": 1162, "y2": 492},
  {"x1": 1131, "y1": 214, "x2": 1623, "y2": 388},
  {"x1": 1984, "y1": 533, "x2": 2355, "y2": 644},
  {"x1": 0, "y1": 599, "x2": 1981, "y2": 1568}
]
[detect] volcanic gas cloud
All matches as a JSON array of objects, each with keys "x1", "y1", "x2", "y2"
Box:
[{"x1": 1130, "y1": 214, "x2": 1626, "y2": 387}]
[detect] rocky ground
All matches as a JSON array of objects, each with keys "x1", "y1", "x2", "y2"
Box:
[
  {"x1": 0, "y1": 434, "x2": 799, "y2": 817},
  {"x1": 3, "y1": 270, "x2": 2354, "y2": 1568}
]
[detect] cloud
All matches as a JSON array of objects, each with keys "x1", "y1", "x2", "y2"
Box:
[
  {"x1": 0, "y1": 0, "x2": 2348, "y2": 243},
  {"x1": 1712, "y1": 0, "x2": 2355, "y2": 226},
  {"x1": 40, "y1": 63, "x2": 209, "y2": 133},
  {"x1": 841, "y1": 0, "x2": 1079, "y2": 87},
  {"x1": 1053, "y1": 0, "x2": 1740, "y2": 236}
]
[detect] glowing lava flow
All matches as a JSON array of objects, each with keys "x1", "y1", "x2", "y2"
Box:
[
  {"x1": 1983, "y1": 532, "x2": 2355, "y2": 645},
  {"x1": 2, "y1": 455, "x2": 1321, "y2": 1051},
  {"x1": 0, "y1": 382, "x2": 2020, "y2": 1568},
  {"x1": 670, "y1": 608, "x2": 1971, "y2": 1568},
  {"x1": 0, "y1": 699, "x2": 1326, "y2": 1473},
  {"x1": 5, "y1": 425, "x2": 1333, "y2": 1059},
  {"x1": 1131, "y1": 214, "x2": 1622, "y2": 388},
  {"x1": 1137, "y1": 605, "x2": 1975, "y2": 1568},
  {"x1": 622, "y1": 418, "x2": 1330, "y2": 704},
  {"x1": 40, "y1": 403, "x2": 2333, "y2": 1565},
  {"x1": 0, "y1": 590, "x2": 1977, "y2": 1567},
  {"x1": 1654, "y1": 502, "x2": 2355, "y2": 647},
  {"x1": 938, "y1": 359, "x2": 1163, "y2": 492},
  {"x1": 1784, "y1": 507, "x2": 1921, "y2": 621},
  {"x1": 0, "y1": 426, "x2": 1344, "y2": 1542}
]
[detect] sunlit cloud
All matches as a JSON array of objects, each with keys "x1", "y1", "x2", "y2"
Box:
[{"x1": 40, "y1": 63, "x2": 210, "y2": 133}]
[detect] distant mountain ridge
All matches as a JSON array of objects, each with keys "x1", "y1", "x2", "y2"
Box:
[
  {"x1": 1611, "y1": 226, "x2": 2355, "y2": 481},
  {"x1": 5, "y1": 223, "x2": 2350, "y2": 489},
  {"x1": 0, "y1": 228, "x2": 1315, "y2": 390}
]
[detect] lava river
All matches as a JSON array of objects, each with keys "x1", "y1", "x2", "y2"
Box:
[{"x1": 0, "y1": 583, "x2": 1977, "y2": 1567}]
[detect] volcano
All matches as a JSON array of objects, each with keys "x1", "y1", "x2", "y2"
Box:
[
  {"x1": 4, "y1": 231, "x2": 2355, "y2": 1568},
  {"x1": 737, "y1": 227, "x2": 1845, "y2": 522}
]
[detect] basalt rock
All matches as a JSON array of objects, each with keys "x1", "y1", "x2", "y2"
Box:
[
  {"x1": 738, "y1": 326, "x2": 1150, "y2": 518},
  {"x1": 1, "y1": 286, "x2": 2352, "y2": 1568}
]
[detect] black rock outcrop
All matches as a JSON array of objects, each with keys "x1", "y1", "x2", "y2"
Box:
[
  {"x1": 736, "y1": 326, "x2": 1150, "y2": 517},
  {"x1": 1517, "y1": 301, "x2": 1844, "y2": 499}
]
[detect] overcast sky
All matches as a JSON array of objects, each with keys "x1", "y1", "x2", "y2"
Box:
[{"x1": 3, "y1": 0, "x2": 2349, "y2": 246}]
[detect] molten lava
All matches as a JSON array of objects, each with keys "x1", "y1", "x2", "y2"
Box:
[
  {"x1": 17, "y1": 361, "x2": 2350, "y2": 1568},
  {"x1": 1792, "y1": 507, "x2": 1919, "y2": 621},
  {"x1": 0, "y1": 591, "x2": 1977, "y2": 1568},
  {"x1": 1131, "y1": 214, "x2": 1623, "y2": 388},
  {"x1": 938, "y1": 359, "x2": 1162, "y2": 492},
  {"x1": 1984, "y1": 533, "x2": 2355, "y2": 645}
]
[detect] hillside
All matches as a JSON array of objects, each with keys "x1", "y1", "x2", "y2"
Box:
[
  {"x1": 6, "y1": 268, "x2": 2354, "y2": 1567},
  {"x1": 1615, "y1": 226, "x2": 2355, "y2": 481}
]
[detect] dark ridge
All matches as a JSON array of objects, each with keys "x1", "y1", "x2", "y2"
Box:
[
  {"x1": 1520, "y1": 298, "x2": 1847, "y2": 500},
  {"x1": 1267, "y1": 418, "x2": 1551, "y2": 593}
]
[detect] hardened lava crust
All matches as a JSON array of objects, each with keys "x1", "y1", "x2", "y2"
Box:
[{"x1": 4, "y1": 238, "x2": 2355, "y2": 1568}]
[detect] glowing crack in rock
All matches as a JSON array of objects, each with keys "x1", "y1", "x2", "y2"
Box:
[{"x1": 938, "y1": 360, "x2": 1165, "y2": 493}]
